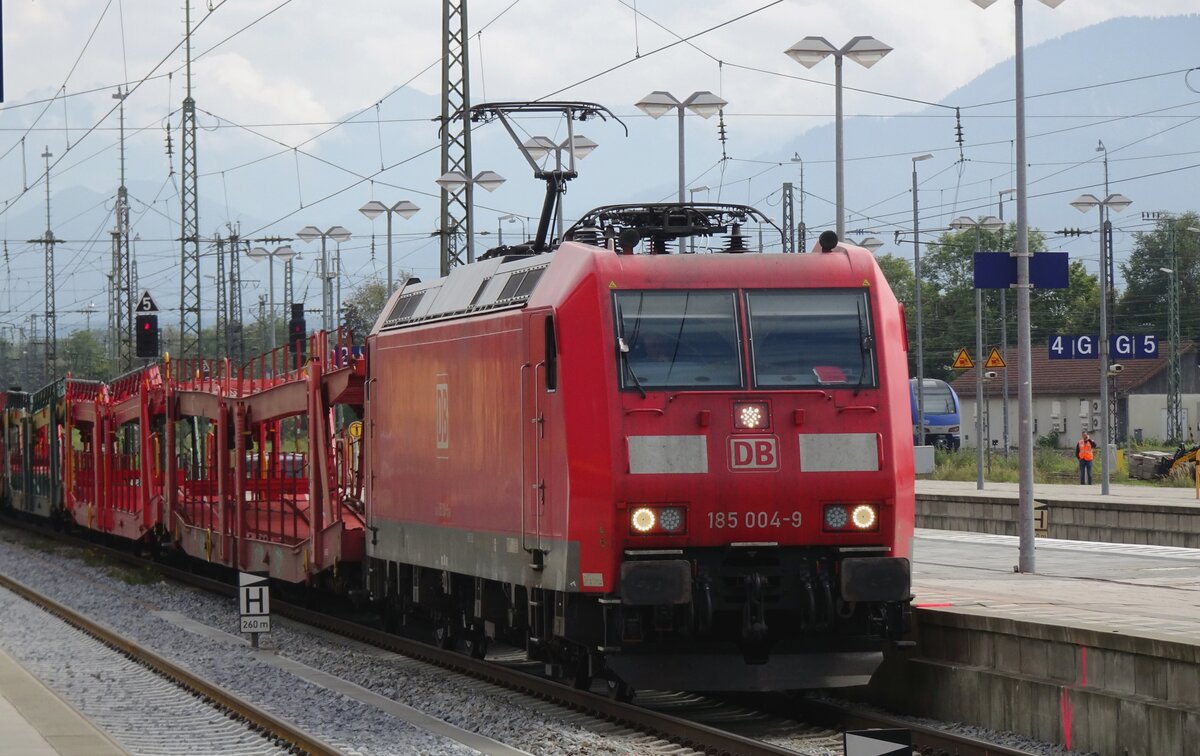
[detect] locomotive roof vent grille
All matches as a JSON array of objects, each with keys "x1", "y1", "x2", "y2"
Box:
[
  {"x1": 384, "y1": 291, "x2": 426, "y2": 326},
  {"x1": 496, "y1": 266, "x2": 545, "y2": 303}
]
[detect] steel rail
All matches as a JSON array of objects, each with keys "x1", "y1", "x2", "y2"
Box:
[{"x1": 0, "y1": 570, "x2": 344, "y2": 756}]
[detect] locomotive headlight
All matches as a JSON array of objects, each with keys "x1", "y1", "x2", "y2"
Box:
[
  {"x1": 631, "y1": 507, "x2": 657, "y2": 533},
  {"x1": 657, "y1": 507, "x2": 685, "y2": 533},
  {"x1": 851, "y1": 504, "x2": 878, "y2": 530},
  {"x1": 733, "y1": 401, "x2": 770, "y2": 430},
  {"x1": 823, "y1": 504, "x2": 849, "y2": 530},
  {"x1": 629, "y1": 505, "x2": 687, "y2": 535}
]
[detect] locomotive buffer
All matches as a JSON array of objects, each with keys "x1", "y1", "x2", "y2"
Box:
[{"x1": 239, "y1": 572, "x2": 271, "y2": 646}]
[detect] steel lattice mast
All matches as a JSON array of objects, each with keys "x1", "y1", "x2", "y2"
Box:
[
  {"x1": 112, "y1": 87, "x2": 133, "y2": 371},
  {"x1": 1167, "y1": 222, "x2": 1181, "y2": 443},
  {"x1": 214, "y1": 234, "x2": 227, "y2": 356},
  {"x1": 439, "y1": 0, "x2": 473, "y2": 276},
  {"x1": 781, "y1": 182, "x2": 795, "y2": 253},
  {"x1": 38, "y1": 147, "x2": 59, "y2": 381},
  {"x1": 179, "y1": 0, "x2": 201, "y2": 358}
]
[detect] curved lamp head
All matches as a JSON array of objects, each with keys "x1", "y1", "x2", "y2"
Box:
[
  {"x1": 635, "y1": 91, "x2": 683, "y2": 119},
  {"x1": 843, "y1": 36, "x2": 892, "y2": 68}
]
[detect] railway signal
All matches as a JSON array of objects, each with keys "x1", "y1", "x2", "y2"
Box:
[{"x1": 135, "y1": 314, "x2": 159, "y2": 358}]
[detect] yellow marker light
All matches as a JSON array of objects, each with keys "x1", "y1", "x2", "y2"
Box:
[
  {"x1": 631, "y1": 507, "x2": 657, "y2": 533},
  {"x1": 851, "y1": 504, "x2": 878, "y2": 530}
]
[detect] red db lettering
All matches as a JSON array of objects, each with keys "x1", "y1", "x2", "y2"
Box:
[
  {"x1": 729, "y1": 436, "x2": 779, "y2": 470},
  {"x1": 755, "y1": 441, "x2": 775, "y2": 466}
]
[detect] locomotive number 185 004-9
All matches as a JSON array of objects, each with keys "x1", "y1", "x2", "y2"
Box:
[{"x1": 707, "y1": 511, "x2": 802, "y2": 529}]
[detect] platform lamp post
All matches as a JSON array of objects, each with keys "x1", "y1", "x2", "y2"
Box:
[
  {"x1": 849, "y1": 236, "x2": 884, "y2": 252},
  {"x1": 358, "y1": 200, "x2": 419, "y2": 292},
  {"x1": 498, "y1": 214, "x2": 526, "y2": 245},
  {"x1": 435, "y1": 170, "x2": 506, "y2": 269},
  {"x1": 295, "y1": 226, "x2": 351, "y2": 333},
  {"x1": 950, "y1": 214, "x2": 1004, "y2": 490},
  {"x1": 784, "y1": 36, "x2": 892, "y2": 241},
  {"x1": 997, "y1": 187, "x2": 1016, "y2": 457},
  {"x1": 971, "y1": 0, "x2": 1066, "y2": 575},
  {"x1": 1071, "y1": 192, "x2": 1131, "y2": 495},
  {"x1": 635, "y1": 91, "x2": 727, "y2": 204},
  {"x1": 911, "y1": 153, "x2": 934, "y2": 447},
  {"x1": 246, "y1": 244, "x2": 296, "y2": 351}
]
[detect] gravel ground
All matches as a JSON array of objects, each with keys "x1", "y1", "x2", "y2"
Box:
[
  {"x1": 0, "y1": 590, "x2": 295, "y2": 756},
  {"x1": 0, "y1": 529, "x2": 681, "y2": 756}
]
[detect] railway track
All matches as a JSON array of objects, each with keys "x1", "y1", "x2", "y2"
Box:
[
  {"x1": 0, "y1": 516, "x2": 1037, "y2": 756},
  {"x1": 0, "y1": 570, "x2": 340, "y2": 755}
]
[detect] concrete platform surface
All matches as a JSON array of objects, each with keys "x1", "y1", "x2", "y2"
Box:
[
  {"x1": 917, "y1": 477, "x2": 1200, "y2": 508},
  {"x1": 912, "y1": 526, "x2": 1200, "y2": 641},
  {"x1": 0, "y1": 646, "x2": 126, "y2": 755}
]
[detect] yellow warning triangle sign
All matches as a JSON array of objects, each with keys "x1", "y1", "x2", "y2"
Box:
[
  {"x1": 952, "y1": 348, "x2": 974, "y2": 370},
  {"x1": 984, "y1": 347, "x2": 1006, "y2": 369}
]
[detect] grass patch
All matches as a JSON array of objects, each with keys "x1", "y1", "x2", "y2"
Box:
[
  {"x1": 105, "y1": 564, "x2": 162, "y2": 585},
  {"x1": 927, "y1": 447, "x2": 1142, "y2": 486}
]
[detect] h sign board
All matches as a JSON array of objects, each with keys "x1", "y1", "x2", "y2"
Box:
[{"x1": 239, "y1": 572, "x2": 271, "y2": 634}]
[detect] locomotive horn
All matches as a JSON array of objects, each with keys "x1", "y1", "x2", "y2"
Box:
[{"x1": 819, "y1": 230, "x2": 839, "y2": 253}]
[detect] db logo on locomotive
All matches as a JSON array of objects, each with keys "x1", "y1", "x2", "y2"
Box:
[{"x1": 728, "y1": 436, "x2": 779, "y2": 471}]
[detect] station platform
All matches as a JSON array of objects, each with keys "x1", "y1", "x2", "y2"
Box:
[
  {"x1": 0, "y1": 646, "x2": 125, "y2": 755},
  {"x1": 893, "y1": 521, "x2": 1200, "y2": 755},
  {"x1": 914, "y1": 477, "x2": 1200, "y2": 548}
]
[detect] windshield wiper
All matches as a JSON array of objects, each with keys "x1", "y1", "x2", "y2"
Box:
[
  {"x1": 615, "y1": 303, "x2": 647, "y2": 398},
  {"x1": 854, "y1": 297, "x2": 873, "y2": 396}
]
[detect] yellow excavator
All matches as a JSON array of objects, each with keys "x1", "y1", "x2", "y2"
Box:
[{"x1": 1163, "y1": 444, "x2": 1200, "y2": 477}]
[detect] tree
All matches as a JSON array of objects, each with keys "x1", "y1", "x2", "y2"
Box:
[
  {"x1": 60, "y1": 330, "x2": 112, "y2": 381},
  {"x1": 342, "y1": 279, "x2": 394, "y2": 344},
  {"x1": 1116, "y1": 212, "x2": 1200, "y2": 339},
  {"x1": 875, "y1": 253, "x2": 913, "y2": 306}
]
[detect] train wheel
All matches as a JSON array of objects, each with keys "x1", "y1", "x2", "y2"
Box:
[
  {"x1": 432, "y1": 621, "x2": 456, "y2": 650},
  {"x1": 570, "y1": 665, "x2": 593, "y2": 691},
  {"x1": 605, "y1": 677, "x2": 634, "y2": 703},
  {"x1": 463, "y1": 627, "x2": 488, "y2": 659}
]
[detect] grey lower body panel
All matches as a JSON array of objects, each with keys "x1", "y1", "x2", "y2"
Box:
[
  {"x1": 366, "y1": 518, "x2": 582, "y2": 592},
  {"x1": 604, "y1": 649, "x2": 884, "y2": 691}
]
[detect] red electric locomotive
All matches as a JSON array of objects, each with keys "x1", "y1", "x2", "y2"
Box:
[{"x1": 364, "y1": 203, "x2": 913, "y2": 693}]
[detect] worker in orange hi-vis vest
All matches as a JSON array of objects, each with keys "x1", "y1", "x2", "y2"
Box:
[{"x1": 1075, "y1": 430, "x2": 1097, "y2": 485}]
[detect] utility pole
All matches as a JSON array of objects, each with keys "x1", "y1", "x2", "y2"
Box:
[
  {"x1": 32, "y1": 147, "x2": 60, "y2": 380},
  {"x1": 790, "y1": 153, "x2": 806, "y2": 251},
  {"x1": 1168, "y1": 221, "x2": 1181, "y2": 444},
  {"x1": 179, "y1": 0, "x2": 202, "y2": 358},
  {"x1": 439, "y1": 0, "x2": 473, "y2": 276}
]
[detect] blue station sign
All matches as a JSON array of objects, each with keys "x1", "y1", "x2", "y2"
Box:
[{"x1": 1048, "y1": 334, "x2": 1159, "y2": 360}]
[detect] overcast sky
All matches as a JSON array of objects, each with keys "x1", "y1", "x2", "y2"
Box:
[{"x1": 1, "y1": 0, "x2": 1198, "y2": 328}]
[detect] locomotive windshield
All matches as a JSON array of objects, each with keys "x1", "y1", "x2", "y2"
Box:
[
  {"x1": 919, "y1": 380, "x2": 957, "y2": 414},
  {"x1": 747, "y1": 290, "x2": 878, "y2": 388},
  {"x1": 615, "y1": 291, "x2": 742, "y2": 390}
]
